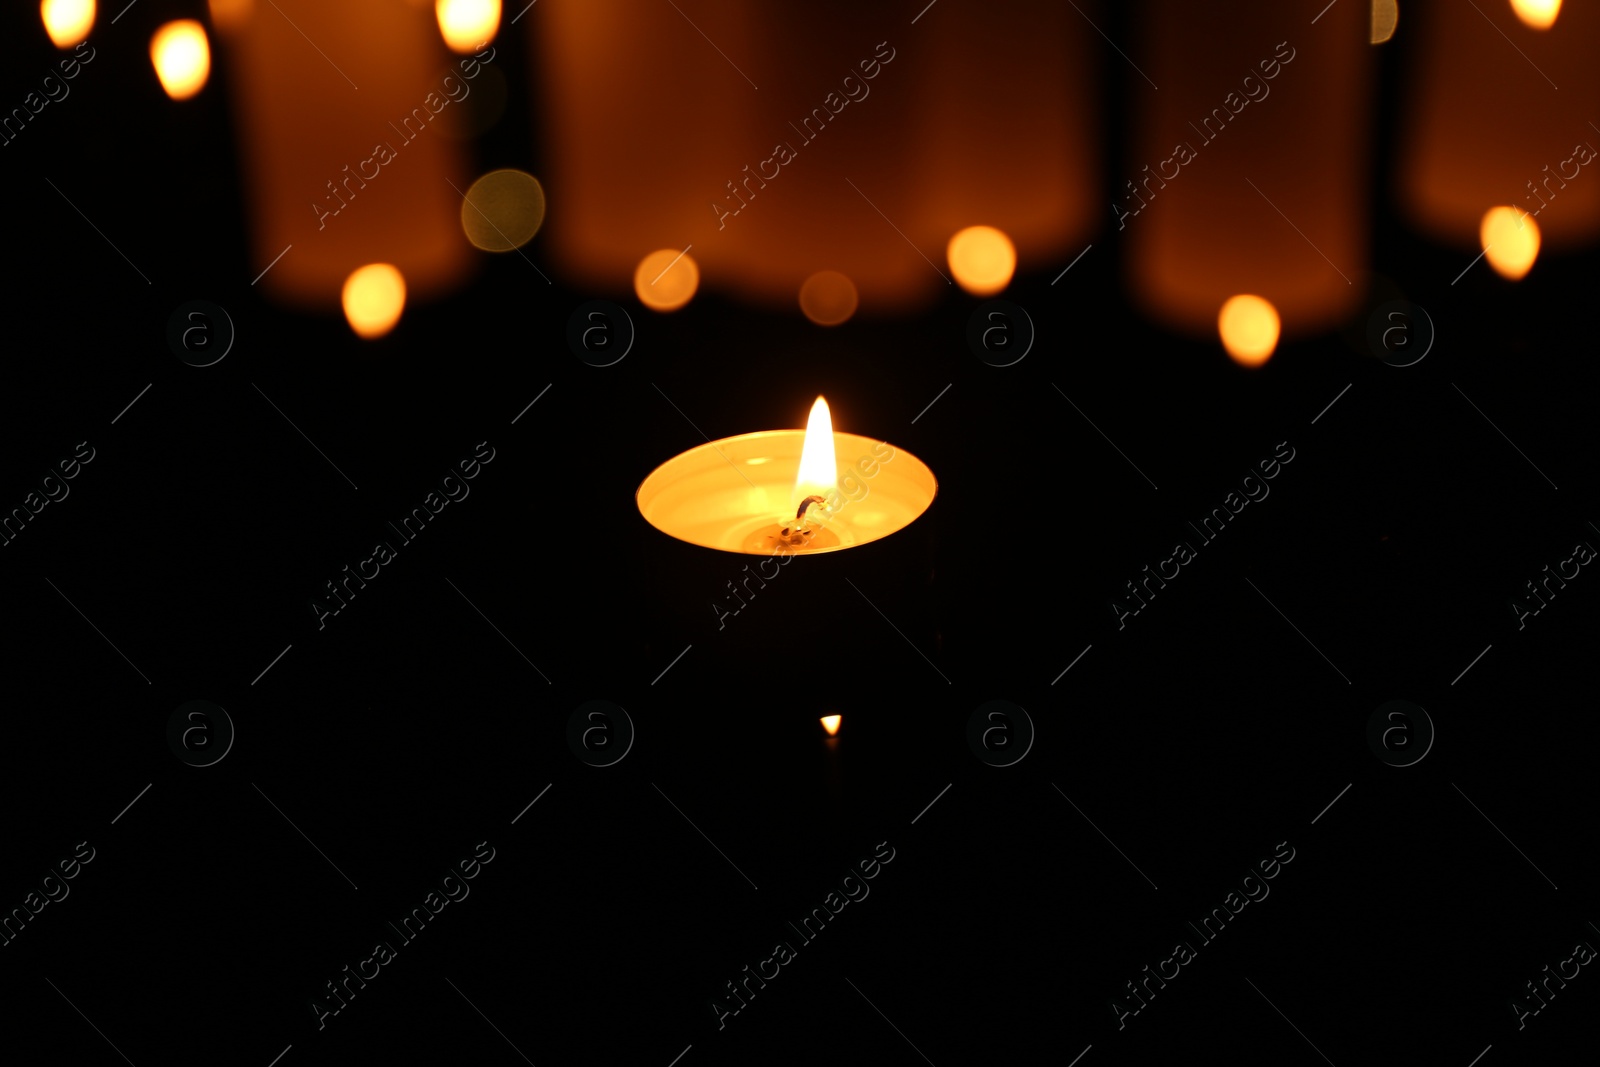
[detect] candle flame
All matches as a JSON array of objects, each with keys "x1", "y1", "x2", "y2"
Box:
[
  {"x1": 150, "y1": 20, "x2": 210, "y2": 100},
  {"x1": 821, "y1": 714, "x2": 841, "y2": 736},
  {"x1": 793, "y1": 396, "x2": 837, "y2": 518},
  {"x1": 947, "y1": 225, "x2": 1017, "y2": 296},
  {"x1": 41, "y1": 0, "x2": 94, "y2": 48},
  {"x1": 342, "y1": 264, "x2": 407, "y2": 339},
  {"x1": 1510, "y1": 0, "x2": 1559, "y2": 30},
  {"x1": 1217, "y1": 295, "x2": 1279, "y2": 366},
  {"x1": 634, "y1": 248, "x2": 700, "y2": 312},
  {"x1": 1481, "y1": 207, "x2": 1539, "y2": 280},
  {"x1": 437, "y1": 0, "x2": 501, "y2": 53}
]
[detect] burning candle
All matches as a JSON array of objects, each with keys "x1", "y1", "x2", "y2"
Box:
[
  {"x1": 1125, "y1": 0, "x2": 1370, "y2": 339},
  {"x1": 219, "y1": 0, "x2": 473, "y2": 309},
  {"x1": 1399, "y1": 0, "x2": 1600, "y2": 255},
  {"x1": 636, "y1": 396, "x2": 935, "y2": 555}
]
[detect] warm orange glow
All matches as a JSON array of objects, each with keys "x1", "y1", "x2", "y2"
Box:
[
  {"x1": 342, "y1": 264, "x2": 407, "y2": 339},
  {"x1": 150, "y1": 21, "x2": 210, "y2": 100},
  {"x1": 207, "y1": 0, "x2": 254, "y2": 34},
  {"x1": 1217, "y1": 295, "x2": 1280, "y2": 366},
  {"x1": 1371, "y1": 0, "x2": 1399, "y2": 43},
  {"x1": 437, "y1": 0, "x2": 500, "y2": 53},
  {"x1": 798, "y1": 271, "x2": 859, "y2": 326},
  {"x1": 1510, "y1": 0, "x2": 1560, "y2": 29},
  {"x1": 793, "y1": 397, "x2": 838, "y2": 519},
  {"x1": 821, "y1": 714, "x2": 841, "y2": 736},
  {"x1": 41, "y1": 0, "x2": 94, "y2": 48},
  {"x1": 1481, "y1": 207, "x2": 1540, "y2": 279},
  {"x1": 947, "y1": 225, "x2": 1017, "y2": 296},
  {"x1": 634, "y1": 249, "x2": 700, "y2": 312}
]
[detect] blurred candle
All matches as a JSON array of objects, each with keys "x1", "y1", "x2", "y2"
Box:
[
  {"x1": 220, "y1": 0, "x2": 472, "y2": 309},
  {"x1": 1399, "y1": 0, "x2": 1600, "y2": 252},
  {"x1": 533, "y1": 1, "x2": 1098, "y2": 313},
  {"x1": 1126, "y1": 0, "x2": 1370, "y2": 338}
]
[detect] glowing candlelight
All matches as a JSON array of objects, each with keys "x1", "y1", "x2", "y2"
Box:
[
  {"x1": 1481, "y1": 207, "x2": 1540, "y2": 280},
  {"x1": 151, "y1": 21, "x2": 210, "y2": 101},
  {"x1": 1218, "y1": 295, "x2": 1280, "y2": 366},
  {"x1": 342, "y1": 264, "x2": 407, "y2": 338},
  {"x1": 41, "y1": 0, "x2": 94, "y2": 48},
  {"x1": 947, "y1": 225, "x2": 1017, "y2": 296},
  {"x1": 437, "y1": 0, "x2": 501, "y2": 53},
  {"x1": 637, "y1": 396, "x2": 936, "y2": 555},
  {"x1": 1510, "y1": 0, "x2": 1560, "y2": 30},
  {"x1": 821, "y1": 715, "x2": 842, "y2": 737}
]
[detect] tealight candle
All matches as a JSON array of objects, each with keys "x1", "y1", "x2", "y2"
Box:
[{"x1": 637, "y1": 397, "x2": 936, "y2": 555}]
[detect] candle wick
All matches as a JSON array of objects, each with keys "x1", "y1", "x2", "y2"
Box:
[{"x1": 776, "y1": 495, "x2": 828, "y2": 548}]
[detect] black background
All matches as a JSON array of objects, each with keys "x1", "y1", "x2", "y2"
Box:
[{"x1": 1, "y1": 2, "x2": 1596, "y2": 1066}]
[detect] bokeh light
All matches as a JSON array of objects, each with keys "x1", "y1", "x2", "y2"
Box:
[
  {"x1": 1217, "y1": 295, "x2": 1280, "y2": 366},
  {"x1": 41, "y1": 0, "x2": 94, "y2": 48},
  {"x1": 150, "y1": 21, "x2": 210, "y2": 101},
  {"x1": 947, "y1": 225, "x2": 1017, "y2": 296},
  {"x1": 342, "y1": 264, "x2": 407, "y2": 339},
  {"x1": 1370, "y1": 0, "x2": 1399, "y2": 43},
  {"x1": 460, "y1": 169, "x2": 546, "y2": 252},
  {"x1": 798, "y1": 271, "x2": 859, "y2": 326},
  {"x1": 1481, "y1": 207, "x2": 1540, "y2": 280},
  {"x1": 1510, "y1": 0, "x2": 1560, "y2": 30},
  {"x1": 634, "y1": 249, "x2": 699, "y2": 312},
  {"x1": 437, "y1": 0, "x2": 500, "y2": 53}
]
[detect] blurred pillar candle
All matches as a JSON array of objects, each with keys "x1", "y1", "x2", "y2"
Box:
[
  {"x1": 1399, "y1": 0, "x2": 1600, "y2": 252},
  {"x1": 1126, "y1": 0, "x2": 1370, "y2": 337},
  {"x1": 533, "y1": 1, "x2": 1097, "y2": 313},
  {"x1": 221, "y1": 0, "x2": 472, "y2": 308}
]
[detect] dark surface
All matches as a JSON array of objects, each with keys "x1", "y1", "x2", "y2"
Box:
[{"x1": 1, "y1": 3, "x2": 1597, "y2": 1066}]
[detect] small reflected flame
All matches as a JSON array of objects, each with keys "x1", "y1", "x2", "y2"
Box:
[
  {"x1": 820, "y1": 715, "x2": 842, "y2": 736},
  {"x1": 1481, "y1": 207, "x2": 1539, "y2": 280},
  {"x1": 793, "y1": 397, "x2": 837, "y2": 519},
  {"x1": 1510, "y1": 0, "x2": 1560, "y2": 30}
]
